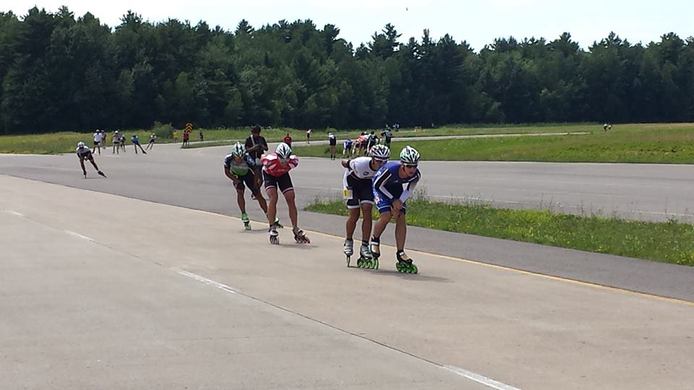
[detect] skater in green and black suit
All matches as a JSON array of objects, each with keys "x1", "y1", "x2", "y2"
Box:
[{"x1": 224, "y1": 142, "x2": 275, "y2": 230}]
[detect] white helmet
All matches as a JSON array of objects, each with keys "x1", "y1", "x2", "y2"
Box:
[
  {"x1": 231, "y1": 142, "x2": 246, "y2": 157},
  {"x1": 77, "y1": 141, "x2": 86, "y2": 148},
  {"x1": 369, "y1": 144, "x2": 390, "y2": 160},
  {"x1": 399, "y1": 146, "x2": 420, "y2": 165},
  {"x1": 276, "y1": 142, "x2": 292, "y2": 159}
]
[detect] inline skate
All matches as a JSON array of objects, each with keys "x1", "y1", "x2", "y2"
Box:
[
  {"x1": 396, "y1": 250, "x2": 418, "y2": 274},
  {"x1": 269, "y1": 226, "x2": 279, "y2": 245},
  {"x1": 241, "y1": 212, "x2": 251, "y2": 230},
  {"x1": 344, "y1": 238, "x2": 354, "y2": 266},
  {"x1": 293, "y1": 227, "x2": 310, "y2": 244}
]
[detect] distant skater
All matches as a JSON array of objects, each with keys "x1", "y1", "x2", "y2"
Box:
[
  {"x1": 131, "y1": 134, "x2": 147, "y2": 154},
  {"x1": 76, "y1": 142, "x2": 106, "y2": 178}
]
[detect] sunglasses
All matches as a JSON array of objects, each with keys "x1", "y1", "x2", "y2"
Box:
[{"x1": 403, "y1": 164, "x2": 418, "y2": 169}]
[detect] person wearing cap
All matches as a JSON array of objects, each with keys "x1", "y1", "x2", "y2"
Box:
[
  {"x1": 328, "y1": 132, "x2": 337, "y2": 160},
  {"x1": 244, "y1": 125, "x2": 269, "y2": 194},
  {"x1": 112, "y1": 131, "x2": 121, "y2": 154}
]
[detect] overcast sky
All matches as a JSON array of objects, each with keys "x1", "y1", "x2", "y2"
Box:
[{"x1": 3, "y1": 0, "x2": 693, "y2": 51}]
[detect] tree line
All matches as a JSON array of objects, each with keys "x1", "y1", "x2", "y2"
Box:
[{"x1": 1, "y1": 6, "x2": 693, "y2": 135}]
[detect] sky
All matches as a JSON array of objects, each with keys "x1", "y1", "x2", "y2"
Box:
[{"x1": 3, "y1": 0, "x2": 693, "y2": 51}]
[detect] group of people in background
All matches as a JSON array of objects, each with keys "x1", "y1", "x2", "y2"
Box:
[
  {"x1": 341, "y1": 128, "x2": 392, "y2": 158},
  {"x1": 90, "y1": 129, "x2": 156, "y2": 156}
]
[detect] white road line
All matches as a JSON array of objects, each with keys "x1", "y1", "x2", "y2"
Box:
[
  {"x1": 177, "y1": 270, "x2": 238, "y2": 294},
  {"x1": 175, "y1": 270, "x2": 520, "y2": 389},
  {"x1": 64, "y1": 230, "x2": 94, "y2": 242},
  {"x1": 4, "y1": 210, "x2": 25, "y2": 217},
  {"x1": 443, "y1": 365, "x2": 521, "y2": 390}
]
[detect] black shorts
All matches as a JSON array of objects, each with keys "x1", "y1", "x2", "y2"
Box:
[
  {"x1": 344, "y1": 175, "x2": 374, "y2": 208},
  {"x1": 234, "y1": 172, "x2": 260, "y2": 195},
  {"x1": 263, "y1": 171, "x2": 293, "y2": 193}
]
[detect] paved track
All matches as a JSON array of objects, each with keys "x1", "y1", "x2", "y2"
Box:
[
  {"x1": 1, "y1": 143, "x2": 694, "y2": 302},
  {"x1": 2, "y1": 175, "x2": 693, "y2": 389}
]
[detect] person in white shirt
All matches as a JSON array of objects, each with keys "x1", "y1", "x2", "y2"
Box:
[
  {"x1": 92, "y1": 129, "x2": 103, "y2": 154},
  {"x1": 340, "y1": 144, "x2": 390, "y2": 268}
]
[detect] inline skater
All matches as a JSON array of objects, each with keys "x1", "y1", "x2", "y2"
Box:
[
  {"x1": 76, "y1": 142, "x2": 106, "y2": 178},
  {"x1": 131, "y1": 134, "x2": 147, "y2": 154},
  {"x1": 223, "y1": 142, "x2": 276, "y2": 230},
  {"x1": 369, "y1": 146, "x2": 422, "y2": 273},
  {"x1": 92, "y1": 129, "x2": 103, "y2": 155},
  {"x1": 146, "y1": 133, "x2": 156, "y2": 150},
  {"x1": 112, "y1": 131, "x2": 121, "y2": 154},
  {"x1": 261, "y1": 143, "x2": 309, "y2": 245},
  {"x1": 342, "y1": 138, "x2": 353, "y2": 157},
  {"x1": 341, "y1": 144, "x2": 390, "y2": 268},
  {"x1": 245, "y1": 125, "x2": 268, "y2": 196},
  {"x1": 381, "y1": 127, "x2": 393, "y2": 148},
  {"x1": 328, "y1": 132, "x2": 337, "y2": 160}
]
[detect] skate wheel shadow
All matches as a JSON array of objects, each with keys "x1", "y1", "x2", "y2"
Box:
[{"x1": 349, "y1": 267, "x2": 451, "y2": 283}]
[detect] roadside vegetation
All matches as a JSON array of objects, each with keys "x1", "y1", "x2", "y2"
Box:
[
  {"x1": 292, "y1": 122, "x2": 694, "y2": 164},
  {"x1": 306, "y1": 198, "x2": 694, "y2": 266},
  {"x1": 4, "y1": 123, "x2": 694, "y2": 164}
]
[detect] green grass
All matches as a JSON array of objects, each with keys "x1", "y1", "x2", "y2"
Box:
[
  {"x1": 292, "y1": 123, "x2": 694, "y2": 164},
  {"x1": 4, "y1": 123, "x2": 694, "y2": 163},
  {"x1": 306, "y1": 199, "x2": 694, "y2": 266},
  {"x1": 0, "y1": 127, "x2": 294, "y2": 154},
  {"x1": 0, "y1": 124, "x2": 579, "y2": 154}
]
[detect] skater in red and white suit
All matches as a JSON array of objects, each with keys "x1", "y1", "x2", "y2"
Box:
[{"x1": 261, "y1": 143, "x2": 310, "y2": 245}]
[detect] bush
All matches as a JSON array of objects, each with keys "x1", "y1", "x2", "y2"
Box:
[{"x1": 152, "y1": 121, "x2": 174, "y2": 139}]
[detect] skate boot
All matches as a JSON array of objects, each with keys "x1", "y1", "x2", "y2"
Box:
[
  {"x1": 241, "y1": 212, "x2": 251, "y2": 230},
  {"x1": 358, "y1": 242, "x2": 377, "y2": 269},
  {"x1": 396, "y1": 250, "x2": 418, "y2": 274},
  {"x1": 98, "y1": 171, "x2": 106, "y2": 178},
  {"x1": 273, "y1": 217, "x2": 283, "y2": 229},
  {"x1": 268, "y1": 226, "x2": 279, "y2": 245},
  {"x1": 83, "y1": 172, "x2": 87, "y2": 179},
  {"x1": 293, "y1": 226, "x2": 310, "y2": 244},
  {"x1": 369, "y1": 237, "x2": 381, "y2": 261},
  {"x1": 344, "y1": 239, "x2": 354, "y2": 266}
]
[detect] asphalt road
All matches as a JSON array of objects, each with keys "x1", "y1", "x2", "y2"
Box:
[
  {"x1": 2, "y1": 175, "x2": 693, "y2": 389},
  {"x1": 1, "y1": 142, "x2": 694, "y2": 302},
  {"x1": 2, "y1": 140, "x2": 693, "y2": 223}
]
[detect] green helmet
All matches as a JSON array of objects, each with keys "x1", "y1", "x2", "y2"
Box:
[
  {"x1": 231, "y1": 142, "x2": 246, "y2": 157},
  {"x1": 399, "y1": 145, "x2": 420, "y2": 165}
]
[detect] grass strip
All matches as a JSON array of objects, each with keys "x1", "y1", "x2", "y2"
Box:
[
  {"x1": 305, "y1": 199, "x2": 694, "y2": 266},
  {"x1": 292, "y1": 123, "x2": 694, "y2": 164}
]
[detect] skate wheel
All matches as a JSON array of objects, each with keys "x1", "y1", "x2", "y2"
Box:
[
  {"x1": 411, "y1": 264, "x2": 418, "y2": 274},
  {"x1": 373, "y1": 259, "x2": 379, "y2": 270},
  {"x1": 356, "y1": 258, "x2": 363, "y2": 268},
  {"x1": 396, "y1": 262, "x2": 403, "y2": 272},
  {"x1": 346, "y1": 255, "x2": 351, "y2": 267}
]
